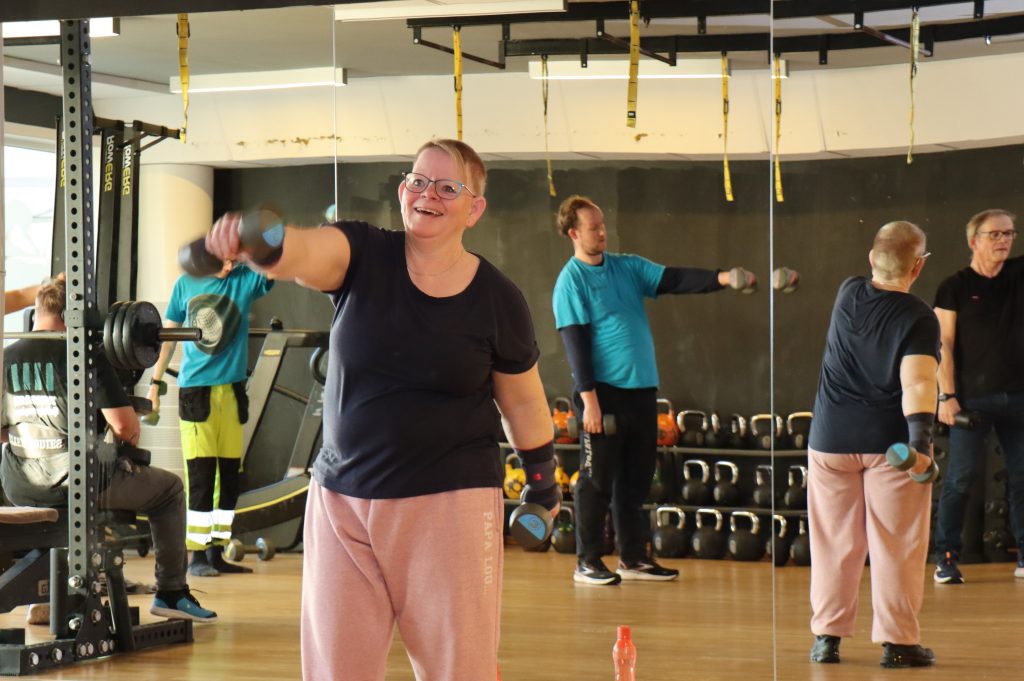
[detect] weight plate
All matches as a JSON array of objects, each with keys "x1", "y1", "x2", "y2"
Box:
[
  {"x1": 130, "y1": 301, "x2": 162, "y2": 369},
  {"x1": 103, "y1": 301, "x2": 126, "y2": 368},
  {"x1": 110, "y1": 303, "x2": 131, "y2": 370}
]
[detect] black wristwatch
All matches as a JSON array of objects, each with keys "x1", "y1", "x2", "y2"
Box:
[{"x1": 938, "y1": 392, "x2": 957, "y2": 402}]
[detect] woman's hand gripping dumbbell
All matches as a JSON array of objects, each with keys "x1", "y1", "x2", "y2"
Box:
[
  {"x1": 178, "y1": 208, "x2": 286, "y2": 277},
  {"x1": 508, "y1": 442, "x2": 562, "y2": 550}
]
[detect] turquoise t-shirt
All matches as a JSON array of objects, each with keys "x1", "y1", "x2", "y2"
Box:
[
  {"x1": 552, "y1": 253, "x2": 665, "y2": 389},
  {"x1": 165, "y1": 265, "x2": 274, "y2": 388}
]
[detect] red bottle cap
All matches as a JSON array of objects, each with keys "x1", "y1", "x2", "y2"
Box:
[{"x1": 617, "y1": 625, "x2": 631, "y2": 640}]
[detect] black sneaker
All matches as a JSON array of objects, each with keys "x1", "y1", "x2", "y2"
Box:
[
  {"x1": 809, "y1": 635, "x2": 841, "y2": 664},
  {"x1": 616, "y1": 559, "x2": 679, "y2": 582},
  {"x1": 573, "y1": 559, "x2": 622, "y2": 585},
  {"x1": 880, "y1": 643, "x2": 934, "y2": 668},
  {"x1": 933, "y1": 551, "x2": 963, "y2": 584}
]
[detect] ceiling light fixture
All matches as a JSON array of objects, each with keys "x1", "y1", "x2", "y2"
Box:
[
  {"x1": 335, "y1": 0, "x2": 565, "y2": 22},
  {"x1": 528, "y1": 58, "x2": 788, "y2": 80},
  {"x1": 169, "y1": 67, "x2": 347, "y2": 94},
  {"x1": 2, "y1": 18, "x2": 119, "y2": 40}
]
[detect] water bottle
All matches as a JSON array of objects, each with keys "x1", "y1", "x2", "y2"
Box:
[{"x1": 613, "y1": 625, "x2": 637, "y2": 681}]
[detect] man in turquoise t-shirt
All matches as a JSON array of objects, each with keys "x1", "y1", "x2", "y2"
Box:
[
  {"x1": 148, "y1": 259, "x2": 274, "y2": 576},
  {"x1": 552, "y1": 195, "x2": 754, "y2": 585}
]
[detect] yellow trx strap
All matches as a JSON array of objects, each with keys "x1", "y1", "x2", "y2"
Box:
[
  {"x1": 721, "y1": 53, "x2": 734, "y2": 203},
  {"x1": 541, "y1": 56, "x2": 556, "y2": 197},
  {"x1": 907, "y1": 8, "x2": 920, "y2": 164},
  {"x1": 453, "y1": 26, "x2": 464, "y2": 141},
  {"x1": 773, "y1": 54, "x2": 784, "y2": 203},
  {"x1": 176, "y1": 14, "x2": 190, "y2": 143},
  {"x1": 626, "y1": 0, "x2": 640, "y2": 128}
]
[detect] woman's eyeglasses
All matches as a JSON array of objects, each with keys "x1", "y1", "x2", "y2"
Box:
[{"x1": 402, "y1": 172, "x2": 476, "y2": 199}]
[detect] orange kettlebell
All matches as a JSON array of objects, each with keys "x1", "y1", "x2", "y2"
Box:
[
  {"x1": 503, "y1": 453, "x2": 526, "y2": 500},
  {"x1": 551, "y1": 396, "x2": 576, "y2": 444},
  {"x1": 657, "y1": 398, "x2": 680, "y2": 447}
]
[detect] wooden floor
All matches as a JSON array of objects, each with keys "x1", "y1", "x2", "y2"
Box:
[{"x1": 2, "y1": 548, "x2": 1021, "y2": 680}]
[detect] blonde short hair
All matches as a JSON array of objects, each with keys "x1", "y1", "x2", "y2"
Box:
[
  {"x1": 872, "y1": 221, "x2": 927, "y2": 281},
  {"x1": 416, "y1": 139, "x2": 487, "y2": 196},
  {"x1": 35, "y1": 276, "x2": 65, "y2": 317}
]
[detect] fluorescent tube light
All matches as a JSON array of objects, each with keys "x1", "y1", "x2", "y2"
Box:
[
  {"x1": 169, "y1": 67, "x2": 347, "y2": 94},
  {"x1": 528, "y1": 58, "x2": 788, "y2": 80},
  {"x1": 335, "y1": 0, "x2": 565, "y2": 22},
  {"x1": 2, "y1": 18, "x2": 119, "y2": 39}
]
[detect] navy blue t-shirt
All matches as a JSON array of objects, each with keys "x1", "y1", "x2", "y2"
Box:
[
  {"x1": 809, "y1": 277, "x2": 940, "y2": 454},
  {"x1": 312, "y1": 221, "x2": 540, "y2": 498},
  {"x1": 933, "y1": 255, "x2": 1024, "y2": 401}
]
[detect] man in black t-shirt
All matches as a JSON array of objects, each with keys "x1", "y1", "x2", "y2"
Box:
[
  {"x1": 0, "y1": 277, "x2": 216, "y2": 623},
  {"x1": 933, "y1": 209, "x2": 1024, "y2": 584},
  {"x1": 806, "y1": 221, "x2": 939, "y2": 669}
]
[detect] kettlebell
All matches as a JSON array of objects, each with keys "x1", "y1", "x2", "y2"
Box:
[
  {"x1": 766, "y1": 514, "x2": 792, "y2": 566},
  {"x1": 704, "y1": 412, "x2": 726, "y2": 448},
  {"x1": 551, "y1": 507, "x2": 577, "y2": 554},
  {"x1": 551, "y1": 397, "x2": 576, "y2": 444},
  {"x1": 749, "y1": 411, "x2": 778, "y2": 448},
  {"x1": 503, "y1": 453, "x2": 526, "y2": 500},
  {"x1": 691, "y1": 508, "x2": 727, "y2": 559},
  {"x1": 712, "y1": 461, "x2": 741, "y2": 506},
  {"x1": 681, "y1": 459, "x2": 712, "y2": 506},
  {"x1": 790, "y1": 516, "x2": 811, "y2": 566},
  {"x1": 656, "y1": 398, "x2": 680, "y2": 446},
  {"x1": 652, "y1": 506, "x2": 689, "y2": 559},
  {"x1": 677, "y1": 410, "x2": 708, "y2": 447},
  {"x1": 647, "y1": 455, "x2": 670, "y2": 504},
  {"x1": 752, "y1": 464, "x2": 774, "y2": 508},
  {"x1": 783, "y1": 465, "x2": 808, "y2": 509},
  {"x1": 786, "y1": 411, "x2": 813, "y2": 450},
  {"x1": 728, "y1": 413, "x2": 749, "y2": 449},
  {"x1": 727, "y1": 511, "x2": 765, "y2": 561}
]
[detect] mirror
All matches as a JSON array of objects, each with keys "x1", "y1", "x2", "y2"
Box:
[{"x1": 770, "y1": 3, "x2": 1024, "y2": 678}]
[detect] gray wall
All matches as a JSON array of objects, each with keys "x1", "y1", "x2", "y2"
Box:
[{"x1": 215, "y1": 142, "x2": 1024, "y2": 482}]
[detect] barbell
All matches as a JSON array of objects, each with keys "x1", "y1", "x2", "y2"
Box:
[{"x1": 3, "y1": 301, "x2": 201, "y2": 372}]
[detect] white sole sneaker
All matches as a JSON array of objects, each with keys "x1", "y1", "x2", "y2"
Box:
[{"x1": 617, "y1": 567, "x2": 679, "y2": 582}]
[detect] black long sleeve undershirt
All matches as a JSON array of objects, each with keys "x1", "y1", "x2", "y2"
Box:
[
  {"x1": 656, "y1": 266, "x2": 724, "y2": 295},
  {"x1": 558, "y1": 324, "x2": 595, "y2": 393}
]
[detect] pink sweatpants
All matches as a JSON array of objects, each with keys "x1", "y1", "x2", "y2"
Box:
[
  {"x1": 807, "y1": 449, "x2": 932, "y2": 645},
  {"x1": 300, "y1": 481, "x2": 504, "y2": 681}
]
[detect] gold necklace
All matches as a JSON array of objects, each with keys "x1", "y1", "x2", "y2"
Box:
[{"x1": 406, "y1": 249, "x2": 465, "y2": 277}]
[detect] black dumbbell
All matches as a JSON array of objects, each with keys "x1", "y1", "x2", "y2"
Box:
[
  {"x1": 772, "y1": 267, "x2": 800, "y2": 293},
  {"x1": 566, "y1": 413, "x2": 617, "y2": 438},
  {"x1": 885, "y1": 443, "x2": 939, "y2": 483},
  {"x1": 728, "y1": 267, "x2": 758, "y2": 294},
  {"x1": 178, "y1": 208, "x2": 286, "y2": 277},
  {"x1": 509, "y1": 500, "x2": 556, "y2": 551},
  {"x1": 224, "y1": 537, "x2": 276, "y2": 561},
  {"x1": 954, "y1": 411, "x2": 981, "y2": 430}
]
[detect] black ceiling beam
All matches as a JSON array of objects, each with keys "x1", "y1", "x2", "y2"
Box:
[
  {"x1": 772, "y1": 0, "x2": 987, "y2": 20},
  {"x1": 502, "y1": 14, "x2": 1024, "y2": 58},
  {"x1": 0, "y1": 0, "x2": 383, "y2": 22},
  {"x1": 408, "y1": 1, "x2": 770, "y2": 29}
]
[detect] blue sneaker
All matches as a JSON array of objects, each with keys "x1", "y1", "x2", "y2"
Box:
[
  {"x1": 151, "y1": 588, "x2": 217, "y2": 623},
  {"x1": 1015, "y1": 556, "x2": 1024, "y2": 579},
  {"x1": 933, "y1": 551, "x2": 963, "y2": 584}
]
